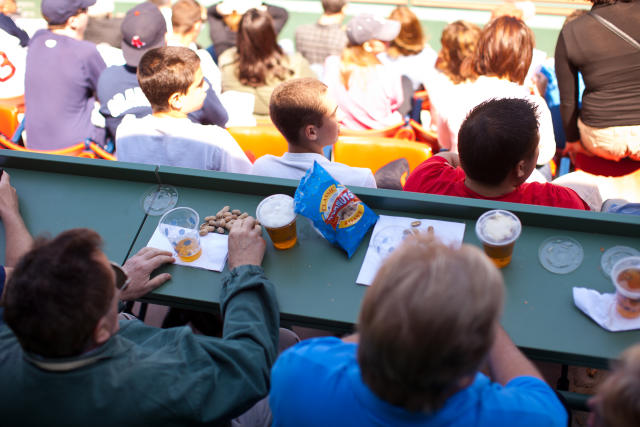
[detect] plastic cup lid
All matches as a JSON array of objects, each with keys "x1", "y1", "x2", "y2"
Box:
[
  {"x1": 538, "y1": 236, "x2": 584, "y2": 274},
  {"x1": 601, "y1": 246, "x2": 640, "y2": 278}
]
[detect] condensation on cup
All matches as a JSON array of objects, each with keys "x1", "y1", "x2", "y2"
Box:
[
  {"x1": 475, "y1": 209, "x2": 522, "y2": 268},
  {"x1": 256, "y1": 194, "x2": 297, "y2": 250},
  {"x1": 612, "y1": 257, "x2": 640, "y2": 319}
]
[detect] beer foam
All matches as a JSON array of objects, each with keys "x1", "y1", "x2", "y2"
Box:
[
  {"x1": 257, "y1": 195, "x2": 295, "y2": 228},
  {"x1": 482, "y1": 213, "x2": 516, "y2": 242}
]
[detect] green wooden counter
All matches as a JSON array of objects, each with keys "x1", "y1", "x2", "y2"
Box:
[
  {"x1": 1, "y1": 151, "x2": 639, "y2": 369},
  {"x1": 0, "y1": 151, "x2": 157, "y2": 264}
]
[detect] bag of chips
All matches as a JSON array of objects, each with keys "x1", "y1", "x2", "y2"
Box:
[{"x1": 294, "y1": 161, "x2": 378, "y2": 258}]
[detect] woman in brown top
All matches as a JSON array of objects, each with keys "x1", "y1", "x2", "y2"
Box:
[{"x1": 555, "y1": 0, "x2": 640, "y2": 162}]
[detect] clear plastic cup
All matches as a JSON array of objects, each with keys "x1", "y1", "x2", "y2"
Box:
[
  {"x1": 256, "y1": 194, "x2": 297, "y2": 250},
  {"x1": 611, "y1": 256, "x2": 640, "y2": 319},
  {"x1": 475, "y1": 210, "x2": 522, "y2": 268},
  {"x1": 158, "y1": 207, "x2": 202, "y2": 262}
]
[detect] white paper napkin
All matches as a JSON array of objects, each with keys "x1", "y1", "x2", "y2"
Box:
[
  {"x1": 356, "y1": 215, "x2": 466, "y2": 286},
  {"x1": 573, "y1": 287, "x2": 640, "y2": 332},
  {"x1": 147, "y1": 228, "x2": 228, "y2": 272}
]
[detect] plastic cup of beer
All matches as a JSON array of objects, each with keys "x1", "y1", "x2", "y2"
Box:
[
  {"x1": 475, "y1": 209, "x2": 522, "y2": 268},
  {"x1": 256, "y1": 194, "x2": 297, "y2": 250},
  {"x1": 158, "y1": 207, "x2": 202, "y2": 262},
  {"x1": 611, "y1": 256, "x2": 640, "y2": 319}
]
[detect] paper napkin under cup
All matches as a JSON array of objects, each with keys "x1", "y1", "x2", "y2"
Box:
[
  {"x1": 356, "y1": 215, "x2": 465, "y2": 286},
  {"x1": 573, "y1": 287, "x2": 640, "y2": 332},
  {"x1": 147, "y1": 228, "x2": 228, "y2": 272}
]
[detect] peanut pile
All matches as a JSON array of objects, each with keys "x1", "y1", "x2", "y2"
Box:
[{"x1": 199, "y1": 205, "x2": 251, "y2": 236}]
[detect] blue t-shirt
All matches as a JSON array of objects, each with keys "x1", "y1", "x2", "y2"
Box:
[
  {"x1": 24, "y1": 30, "x2": 106, "y2": 150},
  {"x1": 270, "y1": 337, "x2": 567, "y2": 427}
]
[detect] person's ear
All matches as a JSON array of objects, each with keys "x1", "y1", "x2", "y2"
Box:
[
  {"x1": 93, "y1": 315, "x2": 113, "y2": 346},
  {"x1": 515, "y1": 159, "x2": 527, "y2": 180},
  {"x1": 304, "y1": 124, "x2": 319, "y2": 141},
  {"x1": 363, "y1": 41, "x2": 374, "y2": 53},
  {"x1": 168, "y1": 92, "x2": 183, "y2": 111}
]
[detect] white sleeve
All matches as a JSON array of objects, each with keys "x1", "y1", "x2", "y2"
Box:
[
  {"x1": 197, "y1": 50, "x2": 222, "y2": 95},
  {"x1": 532, "y1": 95, "x2": 557, "y2": 166},
  {"x1": 217, "y1": 130, "x2": 253, "y2": 174}
]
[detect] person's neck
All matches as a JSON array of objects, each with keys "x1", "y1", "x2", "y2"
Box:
[
  {"x1": 288, "y1": 141, "x2": 323, "y2": 155},
  {"x1": 50, "y1": 27, "x2": 82, "y2": 40},
  {"x1": 153, "y1": 110, "x2": 188, "y2": 119},
  {"x1": 464, "y1": 177, "x2": 517, "y2": 198},
  {"x1": 318, "y1": 12, "x2": 344, "y2": 26},
  {"x1": 169, "y1": 32, "x2": 197, "y2": 48}
]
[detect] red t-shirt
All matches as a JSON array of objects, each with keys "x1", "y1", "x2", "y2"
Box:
[{"x1": 404, "y1": 157, "x2": 590, "y2": 210}]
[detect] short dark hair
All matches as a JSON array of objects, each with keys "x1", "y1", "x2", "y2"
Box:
[
  {"x1": 3, "y1": 229, "x2": 113, "y2": 358},
  {"x1": 322, "y1": 0, "x2": 347, "y2": 14},
  {"x1": 269, "y1": 78, "x2": 329, "y2": 144},
  {"x1": 458, "y1": 98, "x2": 539, "y2": 185},
  {"x1": 137, "y1": 46, "x2": 200, "y2": 112},
  {"x1": 358, "y1": 235, "x2": 504, "y2": 412}
]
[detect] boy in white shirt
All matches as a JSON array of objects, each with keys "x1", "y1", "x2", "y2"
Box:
[
  {"x1": 116, "y1": 46, "x2": 251, "y2": 174},
  {"x1": 252, "y1": 78, "x2": 377, "y2": 188}
]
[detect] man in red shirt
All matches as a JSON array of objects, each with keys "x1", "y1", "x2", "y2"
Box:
[{"x1": 404, "y1": 98, "x2": 590, "y2": 210}]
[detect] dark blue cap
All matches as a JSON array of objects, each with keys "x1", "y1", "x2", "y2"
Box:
[{"x1": 41, "y1": 0, "x2": 96, "y2": 26}]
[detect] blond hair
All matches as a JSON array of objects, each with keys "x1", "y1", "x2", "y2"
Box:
[
  {"x1": 358, "y1": 234, "x2": 504, "y2": 412},
  {"x1": 339, "y1": 45, "x2": 380, "y2": 90},
  {"x1": 592, "y1": 344, "x2": 640, "y2": 427}
]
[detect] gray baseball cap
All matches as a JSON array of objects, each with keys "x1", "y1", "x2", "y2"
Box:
[
  {"x1": 346, "y1": 14, "x2": 401, "y2": 45},
  {"x1": 41, "y1": 0, "x2": 96, "y2": 26}
]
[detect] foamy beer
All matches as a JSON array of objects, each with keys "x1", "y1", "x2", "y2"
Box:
[
  {"x1": 256, "y1": 194, "x2": 297, "y2": 250},
  {"x1": 475, "y1": 210, "x2": 522, "y2": 268}
]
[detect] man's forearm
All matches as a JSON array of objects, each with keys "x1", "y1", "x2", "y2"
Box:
[
  {"x1": 0, "y1": 211, "x2": 33, "y2": 268},
  {"x1": 488, "y1": 325, "x2": 544, "y2": 385}
]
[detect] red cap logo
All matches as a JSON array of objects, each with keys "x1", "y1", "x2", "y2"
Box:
[{"x1": 131, "y1": 35, "x2": 145, "y2": 49}]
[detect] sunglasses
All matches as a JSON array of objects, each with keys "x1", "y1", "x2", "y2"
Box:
[{"x1": 110, "y1": 262, "x2": 130, "y2": 292}]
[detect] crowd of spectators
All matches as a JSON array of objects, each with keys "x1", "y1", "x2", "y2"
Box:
[{"x1": 0, "y1": 1, "x2": 639, "y2": 423}]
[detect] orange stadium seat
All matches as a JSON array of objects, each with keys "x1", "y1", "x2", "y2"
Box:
[
  {"x1": 333, "y1": 136, "x2": 432, "y2": 187},
  {"x1": 0, "y1": 133, "x2": 115, "y2": 160},
  {"x1": 227, "y1": 125, "x2": 288, "y2": 163},
  {"x1": 0, "y1": 103, "x2": 19, "y2": 140}
]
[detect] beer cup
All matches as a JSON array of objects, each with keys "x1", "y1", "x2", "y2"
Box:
[
  {"x1": 256, "y1": 194, "x2": 297, "y2": 250},
  {"x1": 475, "y1": 209, "x2": 521, "y2": 268},
  {"x1": 612, "y1": 257, "x2": 640, "y2": 319},
  {"x1": 158, "y1": 207, "x2": 202, "y2": 262}
]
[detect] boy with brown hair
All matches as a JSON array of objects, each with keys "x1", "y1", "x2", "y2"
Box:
[
  {"x1": 405, "y1": 98, "x2": 590, "y2": 210},
  {"x1": 169, "y1": 0, "x2": 222, "y2": 94},
  {"x1": 116, "y1": 46, "x2": 251, "y2": 173},
  {"x1": 269, "y1": 234, "x2": 568, "y2": 426},
  {"x1": 251, "y1": 77, "x2": 376, "y2": 187}
]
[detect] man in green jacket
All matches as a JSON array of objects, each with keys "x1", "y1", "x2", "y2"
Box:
[{"x1": 0, "y1": 216, "x2": 279, "y2": 426}]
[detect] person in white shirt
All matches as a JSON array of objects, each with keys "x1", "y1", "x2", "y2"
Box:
[
  {"x1": 252, "y1": 77, "x2": 376, "y2": 188},
  {"x1": 116, "y1": 46, "x2": 251, "y2": 174},
  {"x1": 436, "y1": 16, "x2": 556, "y2": 168},
  {"x1": 168, "y1": 0, "x2": 222, "y2": 95}
]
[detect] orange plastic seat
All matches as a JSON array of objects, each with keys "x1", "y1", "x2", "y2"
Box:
[
  {"x1": 333, "y1": 136, "x2": 432, "y2": 187},
  {"x1": 339, "y1": 122, "x2": 411, "y2": 139},
  {"x1": 227, "y1": 125, "x2": 288, "y2": 162},
  {"x1": 0, "y1": 103, "x2": 19, "y2": 139},
  {"x1": 0, "y1": 134, "x2": 115, "y2": 160}
]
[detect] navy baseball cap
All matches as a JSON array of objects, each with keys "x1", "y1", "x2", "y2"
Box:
[
  {"x1": 41, "y1": 0, "x2": 96, "y2": 26},
  {"x1": 121, "y1": 2, "x2": 167, "y2": 68}
]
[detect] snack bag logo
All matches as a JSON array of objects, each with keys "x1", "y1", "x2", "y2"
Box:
[{"x1": 319, "y1": 184, "x2": 365, "y2": 230}]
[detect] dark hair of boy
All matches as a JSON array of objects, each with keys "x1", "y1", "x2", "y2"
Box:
[
  {"x1": 137, "y1": 46, "x2": 200, "y2": 112},
  {"x1": 458, "y1": 98, "x2": 539, "y2": 186},
  {"x1": 269, "y1": 77, "x2": 330, "y2": 144}
]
